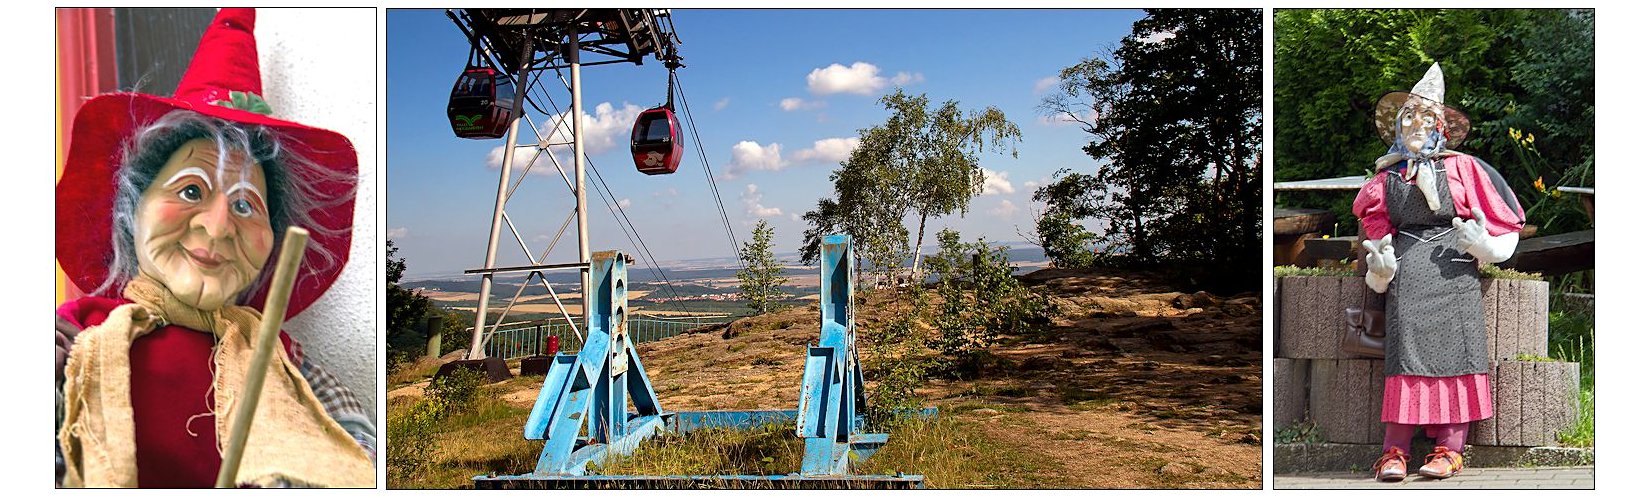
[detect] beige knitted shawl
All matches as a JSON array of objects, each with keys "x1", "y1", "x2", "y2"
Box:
[{"x1": 58, "y1": 276, "x2": 374, "y2": 488}]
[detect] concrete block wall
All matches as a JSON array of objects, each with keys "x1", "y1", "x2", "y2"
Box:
[{"x1": 1274, "y1": 276, "x2": 1577, "y2": 447}]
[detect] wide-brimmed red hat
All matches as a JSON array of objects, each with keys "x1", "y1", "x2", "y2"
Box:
[{"x1": 56, "y1": 8, "x2": 356, "y2": 319}]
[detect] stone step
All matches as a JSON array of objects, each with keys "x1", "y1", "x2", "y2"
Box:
[{"x1": 1273, "y1": 443, "x2": 1592, "y2": 474}]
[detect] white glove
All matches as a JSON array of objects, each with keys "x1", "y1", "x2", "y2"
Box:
[
  {"x1": 1452, "y1": 207, "x2": 1518, "y2": 263},
  {"x1": 1452, "y1": 207, "x2": 1489, "y2": 253},
  {"x1": 1362, "y1": 234, "x2": 1397, "y2": 293}
]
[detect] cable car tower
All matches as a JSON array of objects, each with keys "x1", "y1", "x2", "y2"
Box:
[
  {"x1": 448, "y1": 9, "x2": 682, "y2": 373},
  {"x1": 445, "y1": 10, "x2": 924, "y2": 487}
]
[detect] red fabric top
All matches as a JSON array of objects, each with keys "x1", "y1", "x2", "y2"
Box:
[
  {"x1": 1354, "y1": 154, "x2": 1526, "y2": 240},
  {"x1": 57, "y1": 296, "x2": 298, "y2": 488}
]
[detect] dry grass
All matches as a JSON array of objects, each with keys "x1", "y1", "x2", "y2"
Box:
[
  {"x1": 387, "y1": 386, "x2": 539, "y2": 489},
  {"x1": 593, "y1": 423, "x2": 803, "y2": 477},
  {"x1": 387, "y1": 356, "x2": 444, "y2": 388}
]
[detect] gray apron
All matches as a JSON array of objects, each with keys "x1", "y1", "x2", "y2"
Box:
[{"x1": 1383, "y1": 162, "x2": 1490, "y2": 377}]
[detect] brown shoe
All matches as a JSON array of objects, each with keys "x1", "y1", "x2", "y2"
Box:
[
  {"x1": 1419, "y1": 446, "x2": 1463, "y2": 479},
  {"x1": 1374, "y1": 446, "x2": 1409, "y2": 482}
]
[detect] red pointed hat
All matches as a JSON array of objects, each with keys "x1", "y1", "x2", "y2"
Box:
[{"x1": 56, "y1": 8, "x2": 356, "y2": 319}]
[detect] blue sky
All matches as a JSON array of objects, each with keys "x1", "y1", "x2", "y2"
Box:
[{"x1": 387, "y1": 9, "x2": 1144, "y2": 278}]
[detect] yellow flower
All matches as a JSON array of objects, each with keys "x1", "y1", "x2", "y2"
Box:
[
  {"x1": 1527, "y1": 133, "x2": 1535, "y2": 144},
  {"x1": 1552, "y1": 189, "x2": 1563, "y2": 200},
  {"x1": 1509, "y1": 128, "x2": 1523, "y2": 141},
  {"x1": 1534, "y1": 176, "x2": 1546, "y2": 193}
]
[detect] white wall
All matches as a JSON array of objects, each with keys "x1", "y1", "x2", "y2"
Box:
[{"x1": 255, "y1": 8, "x2": 379, "y2": 418}]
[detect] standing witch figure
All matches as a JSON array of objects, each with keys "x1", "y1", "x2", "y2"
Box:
[
  {"x1": 1354, "y1": 63, "x2": 1526, "y2": 482},
  {"x1": 54, "y1": 9, "x2": 375, "y2": 487}
]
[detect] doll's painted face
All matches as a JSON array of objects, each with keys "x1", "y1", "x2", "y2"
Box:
[
  {"x1": 1397, "y1": 101, "x2": 1446, "y2": 154},
  {"x1": 134, "y1": 138, "x2": 275, "y2": 310}
]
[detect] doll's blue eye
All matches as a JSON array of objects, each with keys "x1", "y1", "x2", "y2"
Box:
[{"x1": 231, "y1": 199, "x2": 256, "y2": 217}]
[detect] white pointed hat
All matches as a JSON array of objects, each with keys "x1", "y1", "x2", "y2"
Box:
[{"x1": 1374, "y1": 62, "x2": 1472, "y2": 145}]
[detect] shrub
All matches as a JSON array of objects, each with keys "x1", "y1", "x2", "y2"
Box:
[
  {"x1": 426, "y1": 367, "x2": 484, "y2": 415},
  {"x1": 925, "y1": 229, "x2": 1059, "y2": 377}
]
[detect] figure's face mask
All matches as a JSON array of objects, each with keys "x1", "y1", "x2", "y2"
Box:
[
  {"x1": 134, "y1": 138, "x2": 275, "y2": 310},
  {"x1": 1397, "y1": 101, "x2": 1446, "y2": 154}
]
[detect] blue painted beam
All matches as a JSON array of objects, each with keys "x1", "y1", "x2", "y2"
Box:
[{"x1": 472, "y1": 473, "x2": 925, "y2": 489}]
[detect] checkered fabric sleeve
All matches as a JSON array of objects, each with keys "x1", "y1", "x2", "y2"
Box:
[{"x1": 298, "y1": 357, "x2": 377, "y2": 462}]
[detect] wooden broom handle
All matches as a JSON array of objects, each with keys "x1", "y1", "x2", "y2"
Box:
[{"x1": 215, "y1": 227, "x2": 310, "y2": 488}]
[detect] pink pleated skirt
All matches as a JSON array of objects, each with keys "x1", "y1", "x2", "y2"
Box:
[{"x1": 1381, "y1": 373, "x2": 1494, "y2": 425}]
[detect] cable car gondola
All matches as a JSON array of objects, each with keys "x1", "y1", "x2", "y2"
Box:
[
  {"x1": 632, "y1": 67, "x2": 684, "y2": 175},
  {"x1": 447, "y1": 58, "x2": 516, "y2": 139},
  {"x1": 631, "y1": 106, "x2": 682, "y2": 175}
]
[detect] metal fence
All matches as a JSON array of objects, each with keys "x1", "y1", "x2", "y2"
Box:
[{"x1": 477, "y1": 315, "x2": 733, "y2": 360}]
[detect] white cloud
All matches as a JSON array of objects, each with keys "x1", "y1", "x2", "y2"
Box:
[
  {"x1": 891, "y1": 71, "x2": 924, "y2": 86},
  {"x1": 742, "y1": 183, "x2": 784, "y2": 218},
  {"x1": 1023, "y1": 180, "x2": 1041, "y2": 190},
  {"x1": 617, "y1": 198, "x2": 632, "y2": 209},
  {"x1": 1137, "y1": 30, "x2": 1176, "y2": 44},
  {"x1": 485, "y1": 101, "x2": 643, "y2": 174},
  {"x1": 790, "y1": 213, "x2": 802, "y2": 222},
  {"x1": 1033, "y1": 76, "x2": 1059, "y2": 94},
  {"x1": 387, "y1": 227, "x2": 409, "y2": 239},
  {"x1": 791, "y1": 137, "x2": 860, "y2": 163},
  {"x1": 724, "y1": 141, "x2": 787, "y2": 179},
  {"x1": 807, "y1": 62, "x2": 888, "y2": 96},
  {"x1": 981, "y1": 168, "x2": 1015, "y2": 196},
  {"x1": 779, "y1": 97, "x2": 825, "y2": 112},
  {"x1": 989, "y1": 199, "x2": 1020, "y2": 219},
  {"x1": 714, "y1": 97, "x2": 731, "y2": 111}
]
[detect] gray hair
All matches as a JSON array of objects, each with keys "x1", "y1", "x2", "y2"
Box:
[{"x1": 94, "y1": 109, "x2": 355, "y2": 304}]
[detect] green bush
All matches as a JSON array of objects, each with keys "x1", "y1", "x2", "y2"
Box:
[
  {"x1": 426, "y1": 367, "x2": 484, "y2": 415},
  {"x1": 926, "y1": 229, "x2": 1059, "y2": 377},
  {"x1": 386, "y1": 400, "x2": 443, "y2": 482}
]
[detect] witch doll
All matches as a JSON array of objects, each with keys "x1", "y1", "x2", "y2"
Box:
[
  {"x1": 54, "y1": 8, "x2": 375, "y2": 487},
  {"x1": 1355, "y1": 63, "x2": 1526, "y2": 482}
]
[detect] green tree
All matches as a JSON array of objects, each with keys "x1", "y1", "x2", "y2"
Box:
[
  {"x1": 386, "y1": 239, "x2": 433, "y2": 357},
  {"x1": 736, "y1": 220, "x2": 788, "y2": 314},
  {"x1": 1031, "y1": 168, "x2": 1103, "y2": 268},
  {"x1": 1039, "y1": 9, "x2": 1262, "y2": 290},
  {"x1": 1273, "y1": 9, "x2": 1593, "y2": 236},
  {"x1": 800, "y1": 89, "x2": 1020, "y2": 284}
]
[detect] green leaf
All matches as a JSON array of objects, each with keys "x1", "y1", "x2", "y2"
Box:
[{"x1": 214, "y1": 90, "x2": 274, "y2": 115}]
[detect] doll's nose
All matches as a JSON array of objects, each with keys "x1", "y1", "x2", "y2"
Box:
[{"x1": 193, "y1": 195, "x2": 234, "y2": 240}]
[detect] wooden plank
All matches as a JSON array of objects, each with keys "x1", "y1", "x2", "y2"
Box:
[
  {"x1": 1274, "y1": 207, "x2": 1336, "y2": 235},
  {"x1": 1274, "y1": 358, "x2": 1309, "y2": 427},
  {"x1": 1503, "y1": 229, "x2": 1595, "y2": 276},
  {"x1": 1275, "y1": 175, "x2": 1367, "y2": 191},
  {"x1": 1301, "y1": 236, "x2": 1357, "y2": 263}
]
